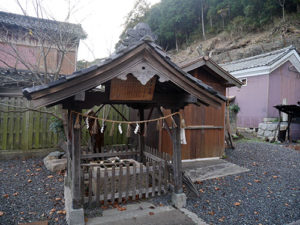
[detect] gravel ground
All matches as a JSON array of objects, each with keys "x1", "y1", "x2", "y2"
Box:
[
  {"x1": 185, "y1": 142, "x2": 300, "y2": 225},
  {"x1": 0, "y1": 157, "x2": 66, "y2": 225}
]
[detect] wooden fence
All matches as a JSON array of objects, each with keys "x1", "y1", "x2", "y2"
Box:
[
  {"x1": 0, "y1": 96, "x2": 129, "y2": 151},
  {"x1": 80, "y1": 146, "x2": 171, "y2": 208},
  {"x1": 0, "y1": 96, "x2": 59, "y2": 150}
]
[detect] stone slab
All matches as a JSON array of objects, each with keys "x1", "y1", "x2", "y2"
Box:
[
  {"x1": 86, "y1": 202, "x2": 196, "y2": 225},
  {"x1": 19, "y1": 221, "x2": 48, "y2": 225},
  {"x1": 183, "y1": 159, "x2": 249, "y2": 182}
]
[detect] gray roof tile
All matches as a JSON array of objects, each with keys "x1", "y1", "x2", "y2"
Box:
[{"x1": 221, "y1": 45, "x2": 295, "y2": 72}]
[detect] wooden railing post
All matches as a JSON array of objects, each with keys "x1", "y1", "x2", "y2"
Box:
[
  {"x1": 71, "y1": 110, "x2": 82, "y2": 209},
  {"x1": 171, "y1": 109, "x2": 183, "y2": 194}
]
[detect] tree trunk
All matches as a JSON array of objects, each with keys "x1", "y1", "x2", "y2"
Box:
[{"x1": 201, "y1": 0, "x2": 206, "y2": 40}]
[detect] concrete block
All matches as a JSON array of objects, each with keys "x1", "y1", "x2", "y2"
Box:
[
  {"x1": 44, "y1": 157, "x2": 67, "y2": 172},
  {"x1": 258, "y1": 123, "x2": 267, "y2": 130},
  {"x1": 267, "y1": 123, "x2": 278, "y2": 131},
  {"x1": 171, "y1": 192, "x2": 186, "y2": 208},
  {"x1": 257, "y1": 129, "x2": 264, "y2": 136},
  {"x1": 64, "y1": 184, "x2": 84, "y2": 225}
]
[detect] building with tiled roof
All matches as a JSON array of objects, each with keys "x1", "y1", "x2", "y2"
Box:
[{"x1": 223, "y1": 46, "x2": 300, "y2": 140}]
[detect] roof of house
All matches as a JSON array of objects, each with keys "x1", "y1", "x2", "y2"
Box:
[
  {"x1": 220, "y1": 45, "x2": 300, "y2": 78},
  {"x1": 179, "y1": 56, "x2": 242, "y2": 88},
  {"x1": 0, "y1": 11, "x2": 86, "y2": 39},
  {"x1": 23, "y1": 39, "x2": 226, "y2": 108},
  {"x1": 0, "y1": 67, "x2": 58, "y2": 88}
]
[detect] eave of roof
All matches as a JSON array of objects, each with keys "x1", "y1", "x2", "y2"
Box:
[
  {"x1": 23, "y1": 40, "x2": 226, "y2": 108},
  {"x1": 220, "y1": 45, "x2": 299, "y2": 74},
  {"x1": 180, "y1": 57, "x2": 242, "y2": 88},
  {"x1": 0, "y1": 11, "x2": 86, "y2": 39}
]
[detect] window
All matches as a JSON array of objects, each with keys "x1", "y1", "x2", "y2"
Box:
[{"x1": 240, "y1": 78, "x2": 247, "y2": 86}]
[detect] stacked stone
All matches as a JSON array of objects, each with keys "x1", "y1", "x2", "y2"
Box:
[{"x1": 257, "y1": 121, "x2": 287, "y2": 142}]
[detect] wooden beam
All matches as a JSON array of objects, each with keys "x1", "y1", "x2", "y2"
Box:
[
  {"x1": 81, "y1": 151, "x2": 139, "y2": 159},
  {"x1": 71, "y1": 109, "x2": 82, "y2": 209},
  {"x1": 171, "y1": 109, "x2": 183, "y2": 194},
  {"x1": 138, "y1": 108, "x2": 145, "y2": 163}
]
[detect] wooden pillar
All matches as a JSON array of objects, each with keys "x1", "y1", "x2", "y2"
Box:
[
  {"x1": 171, "y1": 109, "x2": 183, "y2": 193},
  {"x1": 66, "y1": 109, "x2": 72, "y2": 186},
  {"x1": 71, "y1": 110, "x2": 82, "y2": 209},
  {"x1": 138, "y1": 108, "x2": 145, "y2": 163}
]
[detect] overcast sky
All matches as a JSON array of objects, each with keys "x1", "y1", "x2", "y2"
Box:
[{"x1": 0, "y1": 0, "x2": 160, "y2": 61}]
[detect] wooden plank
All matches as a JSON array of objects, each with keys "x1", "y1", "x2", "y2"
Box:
[
  {"x1": 81, "y1": 168, "x2": 85, "y2": 205},
  {"x1": 138, "y1": 108, "x2": 145, "y2": 162},
  {"x1": 158, "y1": 161, "x2": 162, "y2": 196},
  {"x1": 132, "y1": 163, "x2": 136, "y2": 200},
  {"x1": 145, "y1": 162, "x2": 149, "y2": 198},
  {"x1": 152, "y1": 162, "x2": 155, "y2": 197},
  {"x1": 111, "y1": 166, "x2": 115, "y2": 203},
  {"x1": 88, "y1": 167, "x2": 93, "y2": 207},
  {"x1": 118, "y1": 165, "x2": 123, "y2": 204},
  {"x1": 143, "y1": 151, "x2": 164, "y2": 163},
  {"x1": 185, "y1": 125, "x2": 223, "y2": 129},
  {"x1": 103, "y1": 167, "x2": 108, "y2": 206},
  {"x1": 83, "y1": 186, "x2": 166, "y2": 203},
  {"x1": 1, "y1": 97, "x2": 8, "y2": 150},
  {"x1": 72, "y1": 111, "x2": 82, "y2": 209},
  {"x1": 125, "y1": 164, "x2": 130, "y2": 201},
  {"x1": 171, "y1": 110, "x2": 183, "y2": 193},
  {"x1": 96, "y1": 167, "x2": 100, "y2": 207},
  {"x1": 81, "y1": 151, "x2": 139, "y2": 159},
  {"x1": 139, "y1": 163, "x2": 143, "y2": 199}
]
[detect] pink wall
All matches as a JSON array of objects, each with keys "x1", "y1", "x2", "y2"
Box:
[
  {"x1": 228, "y1": 75, "x2": 269, "y2": 128},
  {"x1": 268, "y1": 61, "x2": 300, "y2": 117}
]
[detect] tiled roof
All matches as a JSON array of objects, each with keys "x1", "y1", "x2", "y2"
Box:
[
  {"x1": 23, "y1": 39, "x2": 226, "y2": 102},
  {"x1": 221, "y1": 45, "x2": 296, "y2": 72},
  {"x1": 0, "y1": 11, "x2": 86, "y2": 39},
  {"x1": 0, "y1": 67, "x2": 59, "y2": 88}
]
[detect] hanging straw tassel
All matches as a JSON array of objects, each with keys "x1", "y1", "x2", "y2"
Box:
[
  {"x1": 181, "y1": 118, "x2": 186, "y2": 129},
  {"x1": 126, "y1": 124, "x2": 131, "y2": 137},
  {"x1": 118, "y1": 123, "x2": 123, "y2": 134},
  {"x1": 143, "y1": 122, "x2": 147, "y2": 137},
  {"x1": 156, "y1": 119, "x2": 161, "y2": 131},
  {"x1": 91, "y1": 119, "x2": 98, "y2": 134},
  {"x1": 74, "y1": 113, "x2": 80, "y2": 129},
  {"x1": 109, "y1": 122, "x2": 115, "y2": 136},
  {"x1": 171, "y1": 115, "x2": 177, "y2": 128}
]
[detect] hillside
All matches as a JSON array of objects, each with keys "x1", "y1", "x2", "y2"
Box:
[{"x1": 170, "y1": 18, "x2": 300, "y2": 65}]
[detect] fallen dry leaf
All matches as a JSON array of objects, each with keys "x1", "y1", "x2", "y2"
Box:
[
  {"x1": 58, "y1": 178, "x2": 64, "y2": 182},
  {"x1": 218, "y1": 216, "x2": 225, "y2": 222},
  {"x1": 208, "y1": 211, "x2": 215, "y2": 216},
  {"x1": 248, "y1": 182, "x2": 252, "y2": 186},
  {"x1": 234, "y1": 202, "x2": 241, "y2": 206},
  {"x1": 272, "y1": 176, "x2": 278, "y2": 179},
  {"x1": 117, "y1": 207, "x2": 126, "y2": 211},
  {"x1": 55, "y1": 218, "x2": 59, "y2": 222},
  {"x1": 101, "y1": 206, "x2": 108, "y2": 209},
  {"x1": 47, "y1": 175, "x2": 54, "y2": 179},
  {"x1": 199, "y1": 189, "x2": 205, "y2": 193},
  {"x1": 35, "y1": 168, "x2": 42, "y2": 172},
  {"x1": 20, "y1": 212, "x2": 24, "y2": 215},
  {"x1": 57, "y1": 210, "x2": 66, "y2": 215},
  {"x1": 285, "y1": 203, "x2": 289, "y2": 207},
  {"x1": 50, "y1": 208, "x2": 56, "y2": 212},
  {"x1": 0, "y1": 169, "x2": 3, "y2": 172},
  {"x1": 159, "y1": 203, "x2": 164, "y2": 207},
  {"x1": 149, "y1": 212, "x2": 155, "y2": 216},
  {"x1": 55, "y1": 197, "x2": 62, "y2": 201},
  {"x1": 0, "y1": 211, "x2": 4, "y2": 216},
  {"x1": 12, "y1": 192, "x2": 19, "y2": 196},
  {"x1": 254, "y1": 211, "x2": 259, "y2": 215},
  {"x1": 2, "y1": 194, "x2": 9, "y2": 198},
  {"x1": 27, "y1": 179, "x2": 32, "y2": 183},
  {"x1": 254, "y1": 179, "x2": 261, "y2": 183},
  {"x1": 26, "y1": 169, "x2": 31, "y2": 173},
  {"x1": 215, "y1": 187, "x2": 220, "y2": 191}
]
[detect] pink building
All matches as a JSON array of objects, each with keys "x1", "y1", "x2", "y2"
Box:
[{"x1": 222, "y1": 46, "x2": 300, "y2": 139}]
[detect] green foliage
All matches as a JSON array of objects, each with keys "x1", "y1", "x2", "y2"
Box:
[
  {"x1": 49, "y1": 117, "x2": 66, "y2": 141},
  {"x1": 229, "y1": 104, "x2": 240, "y2": 114},
  {"x1": 120, "y1": 0, "x2": 299, "y2": 51}
]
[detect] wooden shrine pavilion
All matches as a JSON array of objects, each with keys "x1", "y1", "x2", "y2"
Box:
[{"x1": 23, "y1": 24, "x2": 226, "y2": 220}]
